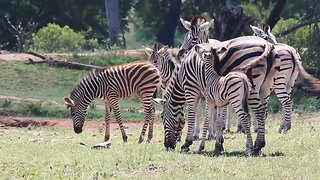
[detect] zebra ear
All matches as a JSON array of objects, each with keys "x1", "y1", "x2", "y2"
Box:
[
  {"x1": 145, "y1": 47, "x2": 153, "y2": 57},
  {"x1": 153, "y1": 98, "x2": 166, "y2": 106},
  {"x1": 157, "y1": 45, "x2": 169, "y2": 54},
  {"x1": 200, "y1": 19, "x2": 214, "y2": 31},
  {"x1": 64, "y1": 97, "x2": 75, "y2": 108},
  {"x1": 194, "y1": 45, "x2": 203, "y2": 55},
  {"x1": 180, "y1": 18, "x2": 191, "y2": 31}
]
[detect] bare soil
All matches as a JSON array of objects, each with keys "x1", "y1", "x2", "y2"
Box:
[{"x1": 0, "y1": 116, "x2": 163, "y2": 130}]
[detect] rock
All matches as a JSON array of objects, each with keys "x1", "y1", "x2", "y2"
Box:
[{"x1": 92, "y1": 141, "x2": 111, "y2": 149}]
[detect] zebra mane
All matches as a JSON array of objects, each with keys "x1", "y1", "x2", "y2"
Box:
[
  {"x1": 162, "y1": 61, "x2": 181, "y2": 100},
  {"x1": 153, "y1": 42, "x2": 165, "y2": 51},
  {"x1": 190, "y1": 15, "x2": 206, "y2": 26},
  {"x1": 70, "y1": 68, "x2": 103, "y2": 99}
]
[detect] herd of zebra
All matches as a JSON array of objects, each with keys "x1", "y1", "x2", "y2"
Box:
[{"x1": 64, "y1": 16, "x2": 320, "y2": 156}]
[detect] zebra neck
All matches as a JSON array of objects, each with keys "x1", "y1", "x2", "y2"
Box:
[{"x1": 204, "y1": 60, "x2": 219, "y2": 82}]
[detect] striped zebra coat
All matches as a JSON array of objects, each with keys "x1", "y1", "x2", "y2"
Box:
[
  {"x1": 146, "y1": 42, "x2": 186, "y2": 142},
  {"x1": 251, "y1": 24, "x2": 320, "y2": 132},
  {"x1": 64, "y1": 61, "x2": 161, "y2": 144},
  {"x1": 159, "y1": 35, "x2": 275, "y2": 153},
  {"x1": 195, "y1": 43, "x2": 273, "y2": 155}
]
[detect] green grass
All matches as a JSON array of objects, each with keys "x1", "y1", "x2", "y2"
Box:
[
  {"x1": 0, "y1": 61, "x2": 87, "y2": 101},
  {"x1": 0, "y1": 113, "x2": 319, "y2": 179}
]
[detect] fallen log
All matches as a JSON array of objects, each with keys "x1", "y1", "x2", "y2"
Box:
[
  {"x1": 25, "y1": 51, "x2": 101, "y2": 70},
  {"x1": 0, "y1": 118, "x2": 57, "y2": 127}
]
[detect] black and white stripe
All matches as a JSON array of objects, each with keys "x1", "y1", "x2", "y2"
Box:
[
  {"x1": 251, "y1": 24, "x2": 320, "y2": 133},
  {"x1": 64, "y1": 61, "x2": 161, "y2": 143},
  {"x1": 195, "y1": 43, "x2": 273, "y2": 155}
]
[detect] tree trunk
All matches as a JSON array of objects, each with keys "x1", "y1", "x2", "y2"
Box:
[
  {"x1": 105, "y1": 0, "x2": 123, "y2": 47},
  {"x1": 214, "y1": 0, "x2": 252, "y2": 41},
  {"x1": 265, "y1": 0, "x2": 287, "y2": 30},
  {"x1": 156, "y1": 0, "x2": 182, "y2": 47}
]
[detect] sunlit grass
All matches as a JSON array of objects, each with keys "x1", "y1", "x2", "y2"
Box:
[{"x1": 0, "y1": 113, "x2": 319, "y2": 179}]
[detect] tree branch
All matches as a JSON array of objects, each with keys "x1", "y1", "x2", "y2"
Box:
[
  {"x1": 25, "y1": 51, "x2": 101, "y2": 70},
  {"x1": 275, "y1": 16, "x2": 319, "y2": 37}
]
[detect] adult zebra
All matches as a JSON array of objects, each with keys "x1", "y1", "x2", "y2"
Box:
[
  {"x1": 251, "y1": 24, "x2": 320, "y2": 133},
  {"x1": 195, "y1": 42, "x2": 273, "y2": 155},
  {"x1": 157, "y1": 35, "x2": 275, "y2": 153},
  {"x1": 64, "y1": 61, "x2": 161, "y2": 144}
]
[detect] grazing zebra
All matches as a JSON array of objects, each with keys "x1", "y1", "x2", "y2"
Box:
[
  {"x1": 195, "y1": 43, "x2": 273, "y2": 155},
  {"x1": 251, "y1": 24, "x2": 320, "y2": 133},
  {"x1": 64, "y1": 61, "x2": 161, "y2": 144},
  {"x1": 158, "y1": 35, "x2": 275, "y2": 153},
  {"x1": 145, "y1": 42, "x2": 186, "y2": 141}
]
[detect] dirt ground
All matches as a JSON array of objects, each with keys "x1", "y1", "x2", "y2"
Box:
[
  {"x1": 0, "y1": 48, "x2": 180, "y2": 62},
  {"x1": 0, "y1": 116, "x2": 163, "y2": 130}
]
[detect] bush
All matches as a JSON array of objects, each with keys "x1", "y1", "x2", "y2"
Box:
[
  {"x1": 30, "y1": 23, "x2": 86, "y2": 53},
  {"x1": 273, "y1": 19, "x2": 319, "y2": 67}
]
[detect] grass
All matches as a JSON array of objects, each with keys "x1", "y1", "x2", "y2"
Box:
[{"x1": 0, "y1": 113, "x2": 320, "y2": 179}]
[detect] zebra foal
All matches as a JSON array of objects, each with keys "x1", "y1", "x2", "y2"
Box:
[
  {"x1": 195, "y1": 43, "x2": 273, "y2": 155},
  {"x1": 64, "y1": 61, "x2": 161, "y2": 144}
]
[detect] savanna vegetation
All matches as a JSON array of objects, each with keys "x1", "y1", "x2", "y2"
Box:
[{"x1": 0, "y1": 0, "x2": 320, "y2": 179}]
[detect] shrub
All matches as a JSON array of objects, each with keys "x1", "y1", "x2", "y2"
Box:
[
  {"x1": 273, "y1": 19, "x2": 319, "y2": 67},
  {"x1": 30, "y1": 23, "x2": 86, "y2": 53}
]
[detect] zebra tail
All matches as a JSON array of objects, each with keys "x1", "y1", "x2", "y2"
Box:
[
  {"x1": 236, "y1": 43, "x2": 274, "y2": 72},
  {"x1": 295, "y1": 52, "x2": 320, "y2": 90}
]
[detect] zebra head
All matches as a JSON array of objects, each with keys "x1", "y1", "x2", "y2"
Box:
[
  {"x1": 250, "y1": 24, "x2": 277, "y2": 44},
  {"x1": 64, "y1": 97, "x2": 87, "y2": 134},
  {"x1": 154, "y1": 97, "x2": 182, "y2": 150},
  {"x1": 146, "y1": 42, "x2": 168, "y2": 68},
  {"x1": 178, "y1": 16, "x2": 214, "y2": 60}
]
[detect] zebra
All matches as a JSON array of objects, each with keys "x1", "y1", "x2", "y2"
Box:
[
  {"x1": 157, "y1": 35, "x2": 275, "y2": 153},
  {"x1": 64, "y1": 61, "x2": 161, "y2": 144},
  {"x1": 195, "y1": 42, "x2": 273, "y2": 155},
  {"x1": 179, "y1": 16, "x2": 224, "y2": 138},
  {"x1": 251, "y1": 24, "x2": 320, "y2": 133},
  {"x1": 179, "y1": 16, "x2": 240, "y2": 135},
  {"x1": 145, "y1": 42, "x2": 186, "y2": 142}
]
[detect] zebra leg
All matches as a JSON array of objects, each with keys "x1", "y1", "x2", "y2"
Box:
[
  {"x1": 181, "y1": 95, "x2": 199, "y2": 152},
  {"x1": 104, "y1": 102, "x2": 112, "y2": 142},
  {"x1": 110, "y1": 97, "x2": 128, "y2": 143},
  {"x1": 214, "y1": 107, "x2": 224, "y2": 153},
  {"x1": 193, "y1": 102, "x2": 201, "y2": 140},
  {"x1": 225, "y1": 105, "x2": 231, "y2": 132},
  {"x1": 249, "y1": 93, "x2": 267, "y2": 155},
  {"x1": 138, "y1": 97, "x2": 154, "y2": 143},
  {"x1": 199, "y1": 102, "x2": 212, "y2": 152},
  {"x1": 275, "y1": 88, "x2": 292, "y2": 133},
  {"x1": 207, "y1": 104, "x2": 216, "y2": 140},
  {"x1": 147, "y1": 106, "x2": 155, "y2": 143}
]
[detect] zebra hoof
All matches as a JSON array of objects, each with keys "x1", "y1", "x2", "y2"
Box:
[
  {"x1": 193, "y1": 135, "x2": 200, "y2": 141},
  {"x1": 214, "y1": 144, "x2": 224, "y2": 154},
  {"x1": 138, "y1": 136, "x2": 144, "y2": 144},
  {"x1": 123, "y1": 135, "x2": 128, "y2": 143},
  {"x1": 207, "y1": 134, "x2": 215, "y2": 140}
]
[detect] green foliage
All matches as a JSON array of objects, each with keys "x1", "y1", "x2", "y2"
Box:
[
  {"x1": 272, "y1": 19, "x2": 319, "y2": 67},
  {"x1": 70, "y1": 53, "x2": 147, "y2": 67},
  {"x1": 30, "y1": 23, "x2": 86, "y2": 53}
]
